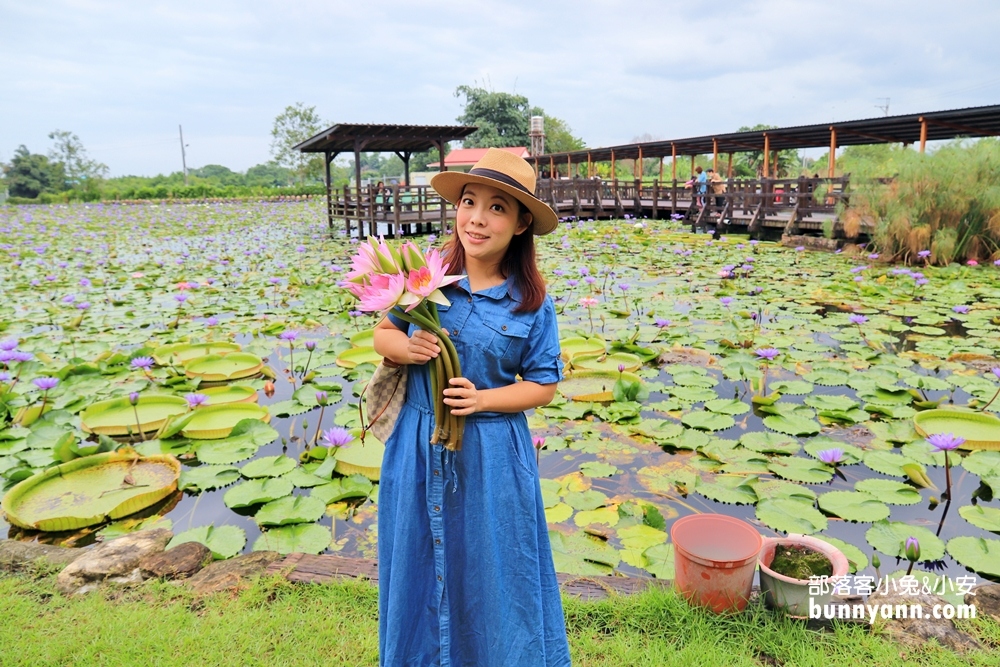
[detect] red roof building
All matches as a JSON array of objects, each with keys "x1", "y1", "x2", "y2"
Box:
[{"x1": 427, "y1": 146, "x2": 530, "y2": 170}]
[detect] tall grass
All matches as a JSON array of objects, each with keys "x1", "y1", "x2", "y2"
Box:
[{"x1": 846, "y1": 139, "x2": 1000, "y2": 265}]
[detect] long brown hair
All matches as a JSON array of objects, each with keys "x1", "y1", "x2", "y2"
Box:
[{"x1": 442, "y1": 201, "x2": 547, "y2": 313}]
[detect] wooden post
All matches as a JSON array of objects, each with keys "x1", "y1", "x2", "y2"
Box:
[
  {"x1": 763, "y1": 134, "x2": 770, "y2": 179},
  {"x1": 635, "y1": 146, "x2": 642, "y2": 180},
  {"x1": 392, "y1": 183, "x2": 401, "y2": 237},
  {"x1": 567, "y1": 155, "x2": 572, "y2": 178},
  {"x1": 771, "y1": 151, "x2": 778, "y2": 179},
  {"x1": 533, "y1": 158, "x2": 539, "y2": 179},
  {"x1": 671, "y1": 143, "x2": 677, "y2": 180},
  {"x1": 395, "y1": 151, "x2": 412, "y2": 186},
  {"x1": 587, "y1": 152, "x2": 593, "y2": 178},
  {"x1": 437, "y1": 139, "x2": 447, "y2": 234},
  {"x1": 549, "y1": 156, "x2": 555, "y2": 179},
  {"x1": 658, "y1": 157, "x2": 664, "y2": 182},
  {"x1": 828, "y1": 127, "x2": 837, "y2": 178},
  {"x1": 324, "y1": 150, "x2": 333, "y2": 232},
  {"x1": 690, "y1": 155, "x2": 695, "y2": 178},
  {"x1": 344, "y1": 185, "x2": 351, "y2": 238},
  {"x1": 919, "y1": 117, "x2": 928, "y2": 154},
  {"x1": 712, "y1": 138, "x2": 718, "y2": 172},
  {"x1": 727, "y1": 153, "x2": 733, "y2": 178},
  {"x1": 353, "y1": 140, "x2": 362, "y2": 194},
  {"x1": 610, "y1": 150, "x2": 616, "y2": 183}
]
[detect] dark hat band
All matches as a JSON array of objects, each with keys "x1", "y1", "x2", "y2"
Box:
[{"x1": 467, "y1": 167, "x2": 533, "y2": 196}]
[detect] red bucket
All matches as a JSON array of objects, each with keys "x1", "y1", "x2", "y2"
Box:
[{"x1": 670, "y1": 514, "x2": 762, "y2": 613}]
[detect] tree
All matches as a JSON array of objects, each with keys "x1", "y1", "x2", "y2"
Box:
[
  {"x1": 270, "y1": 103, "x2": 327, "y2": 183},
  {"x1": 246, "y1": 162, "x2": 293, "y2": 187},
  {"x1": 47, "y1": 130, "x2": 108, "y2": 188},
  {"x1": 455, "y1": 85, "x2": 531, "y2": 148},
  {"x1": 191, "y1": 164, "x2": 243, "y2": 186},
  {"x1": 3, "y1": 146, "x2": 65, "y2": 198},
  {"x1": 733, "y1": 124, "x2": 801, "y2": 178}
]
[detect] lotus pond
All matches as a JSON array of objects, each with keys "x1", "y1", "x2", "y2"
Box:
[{"x1": 2, "y1": 201, "x2": 1000, "y2": 590}]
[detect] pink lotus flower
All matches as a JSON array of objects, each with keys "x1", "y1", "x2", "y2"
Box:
[
  {"x1": 398, "y1": 248, "x2": 463, "y2": 312},
  {"x1": 358, "y1": 272, "x2": 407, "y2": 315}
]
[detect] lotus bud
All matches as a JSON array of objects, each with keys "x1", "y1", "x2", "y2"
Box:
[
  {"x1": 904, "y1": 537, "x2": 920, "y2": 563},
  {"x1": 871, "y1": 553, "x2": 880, "y2": 569},
  {"x1": 533, "y1": 437, "x2": 545, "y2": 450},
  {"x1": 264, "y1": 380, "x2": 276, "y2": 397},
  {"x1": 315, "y1": 390, "x2": 328, "y2": 406},
  {"x1": 128, "y1": 392, "x2": 140, "y2": 406},
  {"x1": 305, "y1": 340, "x2": 317, "y2": 352}
]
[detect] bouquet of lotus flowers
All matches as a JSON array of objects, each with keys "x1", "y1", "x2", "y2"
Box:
[{"x1": 339, "y1": 236, "x2": 466, "y2": 451}]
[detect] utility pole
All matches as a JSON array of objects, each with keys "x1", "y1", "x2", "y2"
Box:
[
  {"x1": 875, "y1": 98, "x2": 890, "y2": 117},
  {"x1": 178, "y1": 124, "x2": 189, "y2": 185}
]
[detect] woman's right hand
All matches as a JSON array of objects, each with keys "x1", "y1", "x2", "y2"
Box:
[{"x1": 405, "y1": 329, "x2": 441, "y2": 365}]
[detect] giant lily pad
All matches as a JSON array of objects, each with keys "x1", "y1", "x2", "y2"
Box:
[
  {"x1": 167, "y1": 524, "x2": 246, "y2": 560},
  {"x1": 559, "y1": 369, "x2": 643, "y2": 402},
  {"x1": 335, "y1": 346, "x2": 382, "y2": 369},
  {"x1": 560, "y1": 336, "x2": 607, "y2": 361},
  {"x1": 817, "y1": 490, "x2": 891, "y2": 523},
  {"x1": 333, "y1": 432, "x2": 384, "y2": 481},
  {"x1": 913, "y1": 409, "x2": 1000, "y2": 451},
  {"x1": 81, "y1": 395, "x2": 189, "y2": 436},
  {"x1": 201, "y1": 384, "x2": 259, "y2": 405},
  {"x1": 153, "y1": 342, "x2": 242, "y2": 366},
  {"x1": 180, "y1": 404, "x2": 270, "y2": 440},
  {"x1": 184, "y1": 353, "x2": 264, "y2": 382},
  {"x1": 866, "y1": 520, "x2": 945, "y2": 561},
  {"x1": 1, "y1": 451, "x2": 180, "y2": 531},
  {"x1": 252, "y1": 523, "x2": 332, "y2": 555},
  {"x1": 255, "y1": 495, "x2": 326, "y2": 526},
  {"x1": 571, "y1": 352, "x2": 642, "y2": 373}
]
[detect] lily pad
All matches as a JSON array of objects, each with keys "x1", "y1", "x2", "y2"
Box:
[
  {"x1": 815, "y1": 535, "x2": 869, "y2": 574},
  {"x1": 571, "y1": 352, "x2": 642, "y2": 373},
  {"x1": 681, "y1": 411, "x2": 734, "y2": 432},
  {"x1": 768, "y1": 457, "x2": 833, "y2": 483},
  {"x1": 311, "y1": 474, "x2": 374, "y2": 504},
  {"x1": 695, "y1": 475, "x2": 757, "y2": 505},
  {"x1": 333, "y1": 435, "x2": 384, "y2": 481},
  {"x1": 741, "y1": 432, "x2": 800, "y2": 455},
  {"x1": 854, "y1": 479, "x2": 922, "y2": 505},
  {"x1": 179, "y1": 464, "x2": 241, "y2": 492},
  {"x1": 958, "y1": 505, "x2": 1000, "y2": 532},
  {"x1": 762, "y1": 414, "x2": 821, "y2": 436},
  {"x1": 81, "y1": 395, "x2": 189, "y2": 436},
  {"x1": 817, "y1": 491, "x2": 891, "y2": 523},
  {"x1": 946, "y1": 536, "x2": 1000, "y2": 577},
  {"x1": 335, "y1": 346, "x2": 383, "y2": 369},
  {"x1": 153, "y1": 342, "x2": 242, "y2": 365},
  {"x1": 559, "y1": 370, "x2": 643, "y2": 402},
  {"x1": 255, "y1": 495, "x2": 326, "y2": 526},
  {"x1": 560, "y1": 336, "x2": 606, "y2": 361},
  {"x1": 223, "y1": 477, "x2": 294, "y2": 509},
  {"x1": 913, "y1": 409, "x2": 1000, "y2": 451},
  {"x1": 181, "y1": 404, "x2": 270, "y2": 440},
  {"x1": 1, "y1": 451, "x2": 180, "y2": 531},
  {"x1": 253, "y1": 523, "x2": 332, "y2": 555},
  {"x1": 167, "y1": 524, "x2": 246, "y2": 560},
  {"x1": 184, "y1": 353, "x2": 264, "y2": 382},
  {"x1": 755, "y1": 497, "x2": 827, "y2": 534},
  {"x1": 240, "y1": 455, "x2": 297, "y2": 479},
  {"x1": 548, "y1": 529, "x2": 620, "y2": 574},
  {"x1": 704, "y1": 398, "x2": 751, "y2": 416},
  {"x1": 200, "y1": 384, "x2": 259, "y2": 405},
  {"x1": 865, "y1": 520, "x2": 945, "y2": 561}
]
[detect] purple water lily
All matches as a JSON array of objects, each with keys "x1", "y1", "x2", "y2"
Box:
[
  {"x1": 927, "y1": 433, "x2": 964, "y2": 451},
  {"x1": 849, "y1": 314, "x2": 868, "y2": 325},
  {"x1": 719, "y1": 297, "x2": 733, "y2": 307},
  {"x1": 755, "y1": 348, "x2": 780, "y2": 361},
  {"x1": 185, "y1": 393, "x2": 209, "y2": 408},
  {"x1": 321, "y1": 427, "x2": 353, "y2": 449},
  {"x1": 0, "y1": 339, "x2": 19, "y2": 351},
  {"x1": 32, "y1": 376, "x2": 59, "y2": 391},
  {"x1": 952, "y1": 305, "x2": 970, "y2": 314},
  {"x1": 816, "y1": 448, "x2": 844, "y2": 465},
  {"x1": 130, "y1": 356, "x2": 155, "y2": 370}
]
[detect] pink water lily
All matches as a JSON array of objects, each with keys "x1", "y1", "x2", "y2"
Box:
[
  {"x1": 398, "y1": 248, "x2": 463, "y2": 312},
  {"x1": 358, "y1": 272, "x2": 407, "y2": 315}
]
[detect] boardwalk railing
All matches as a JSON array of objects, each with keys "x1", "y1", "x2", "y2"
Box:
[{"x1": 324, "y1": 176, "x2": 862, "y2": 238}]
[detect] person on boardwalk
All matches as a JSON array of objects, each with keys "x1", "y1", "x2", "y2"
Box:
[
  {"x1": 373, "y1": 148, "x2": 571, "y2": 667},
  {"x1": 706, "y1": 168, "x2": 726, "y2": 210},
  {"x1": 694, "y1": 166, "x2": 707, "y2": 207}
]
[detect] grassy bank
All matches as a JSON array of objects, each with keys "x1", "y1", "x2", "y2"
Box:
[{"x1": 2, "y1": 570, "x2": 997, "y2": 666}]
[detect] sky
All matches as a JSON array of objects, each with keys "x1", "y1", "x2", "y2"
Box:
[{"x1": 3, "y1": 0, "x2": 999, "y2": 177}]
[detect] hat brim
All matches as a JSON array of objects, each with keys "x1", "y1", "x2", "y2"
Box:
[{"x1": 430, "y1": 171, "x2": 559, "y2": 236}]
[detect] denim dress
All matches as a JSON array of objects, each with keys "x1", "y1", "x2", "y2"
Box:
[{"x1": 380, "y1": 276, "x2": 571, "y2": 667}]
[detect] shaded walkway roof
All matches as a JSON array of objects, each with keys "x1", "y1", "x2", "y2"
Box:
[
  {"x1": 533, "y1": 104, "x2": 1000, "y2": 162},
  {"x1": 294, "y1": 123, "x2": 477, "y2": 154}
]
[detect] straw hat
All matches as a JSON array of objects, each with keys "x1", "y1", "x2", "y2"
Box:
[{"x1": 430, "y1": 148, "x2": 558, "y2": 235}]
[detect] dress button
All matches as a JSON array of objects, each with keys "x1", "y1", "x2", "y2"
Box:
[
  {"x1": 467, "y1": 297, "x2": 472, "y2": 303},
  {"x1": 435, "y1": 538, "x2": 441, "y2": 545},
  {"x1": 437, "y1": 575, "x2": 443, "y2": 581},
  {"x1": 501, "y1": 325, "x2": 507, "y2": 330},
  {"x1": 433, "y1": 469, "x2": 440, "y2": 476},
  {"x1": 453, "y1": 329, "x2": 459, "y2": 336},
  {"x1": 433, "y1": 505, "x2": 440, "y2": 512}
]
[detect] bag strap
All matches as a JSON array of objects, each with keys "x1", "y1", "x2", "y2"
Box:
[{"x1": 359, "y1": 359, "x2": 403, "y2": 445}]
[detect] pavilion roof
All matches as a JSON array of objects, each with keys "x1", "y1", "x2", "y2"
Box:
[
  {"x1": 294, "y1": 123, "x2": 478, "y2": 155},
  {"x1": 532, "y1": 104, "x2": 1000, "y2": 162}
]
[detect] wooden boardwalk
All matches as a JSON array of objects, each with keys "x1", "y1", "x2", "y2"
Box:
[
  {"x1": 265, "y1": 553, "x2": 668, "y2": 601},
  {"x1": 326, "y1": 176, "x2": 869, "y2": 241}
]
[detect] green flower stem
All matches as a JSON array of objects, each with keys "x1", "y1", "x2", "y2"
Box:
[
  {"x1": 311, "y1": 406, "x2": 326, "y2": 446},
  {"x1": 429, "y1": 355, "x2": 441, "y2": 443},
  {"x1": 979, "y1": 386, "x2": 1000, "y2": 412},
  {"x1": 302, "y1": 349, "x2": 314, "y2": 378},
  {"x1": 131, "y1": 405, "x2": 146, "y2": 442}
]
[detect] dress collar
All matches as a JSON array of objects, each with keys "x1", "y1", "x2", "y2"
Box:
[{"x1": 454, "y1": 274, "x2": 520, "y2": 303}]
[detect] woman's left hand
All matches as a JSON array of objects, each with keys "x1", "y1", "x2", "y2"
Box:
[{"x1": 443, "y1": 377, "x2": 479, "y2": 416}]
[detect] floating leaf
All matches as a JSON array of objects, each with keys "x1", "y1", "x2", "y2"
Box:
[
  {"x1": 863, "y1": 450, "x2": 913, "y2": 477},
  {"x1": 167, "y1": 524, "x2": 246, "y2": 560},
  {"x1": 768, "y1": 457, "x2": 832, "y2": 483},
  {"x1": 253, "y1": 523, "x2": 332, "y2": 555},
  {"x1": 865, "y1": 520, "x2": 945, "y2": 561},
  {"x1": 311, "y1": 474, "x2": 374, "y2": 504},
  {"x1": 946, "y1": 536, "x2": 1000, "y2": 577},
  {"x1": 579, "y1": 461, "x2": 619, "y2": 478},
  {"x1": 641, "y1": 542, "x2": 675, "y2": 579},
  {"x1": 750, "y1": 478, "x2": 816, "y2": 503},
  {"x1": 240, "y1": 455, "x2": 297, "y2": 479},
  {"x1": 704, "y1": 398, "x2": 750, "y2": 416},
  {"x1": 817, "y1": 491, "x2": 891, "y2": 523},
  {"x1": 755, "y1": 498, "x2": 827, "y2": 534},
  {"x1": 815, "y1": 535, "x2": 868, "y2": 574},
  {"x1": 565, "y1": 489, "x2": 609, "y2": 511},
  {"x1": 681, "y1": 411, "x2": 734, "y2": 432},
  {"x1": 762, "y1": 414, "x2": 821, "y2": 436},
  {"x1": 696, "y1": 475, "x2": 758, "y2": 505},
  {"x1": 548, "y1": 529, "x2": 620, "y2": 574},
  {"x1": 769, "y1": 380, "x2": 814, "y2": 395},
  {"x1": 255, "y1": 495, "x2": 326, "y2": 526},
  {"x1": 223, "y1": 477, "x2": 294, "y2": 509},
  {"x1": 179, "y1": 464, "x2": 240, "y2": 492},
  {"x1": 574, "y1": 507, "x2": 619, "y2": 527},
  {"x1": 958, "y1": 505, "x2": 1000, "y2": 532},
  {"x1": 740, "y1": 431, "x2": 800, "y2": 455},
  {"x1": 854, "y1": 479, "x2": 922, "y2": 505}
]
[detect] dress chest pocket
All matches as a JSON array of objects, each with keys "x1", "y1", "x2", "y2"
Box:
[{"x1": 476, "y1": 317, "x2": 531, "y2": 361}]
